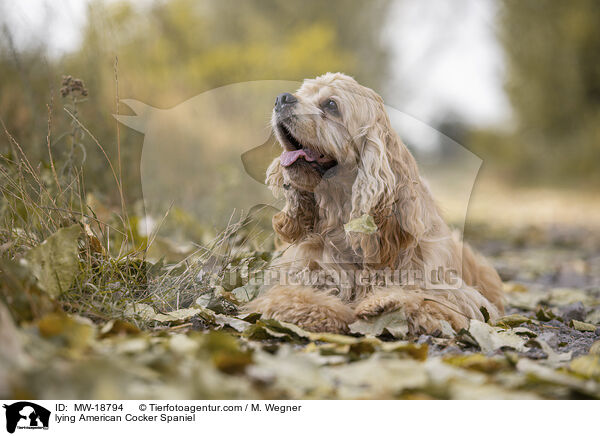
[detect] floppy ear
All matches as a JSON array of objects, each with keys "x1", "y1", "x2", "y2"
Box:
[
  {"x1": 350, "y1": 111, "x2": 396, "y2": 219},
  {"x1": 266, "y1": 158, "x2": 316, "y2": 243},
  {"x1": 349, "y1": 111, "x2": 433, "y2": 267}
]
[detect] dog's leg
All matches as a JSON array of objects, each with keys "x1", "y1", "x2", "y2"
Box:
[
  {"x1": 354, "y1": 286, "x2": 500, "y2": 335},
  {"x1": 243, "y1": 285, "x2": 355, "y2": 333}
]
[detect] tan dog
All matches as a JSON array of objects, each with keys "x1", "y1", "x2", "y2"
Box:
[{"x1": 245, "y1": 73, "x2": 503, "y2": 335}]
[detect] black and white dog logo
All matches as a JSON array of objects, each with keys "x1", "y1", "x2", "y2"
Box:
[{"x1": 3, "y1": 402, "x2": 50, "y2": 433}]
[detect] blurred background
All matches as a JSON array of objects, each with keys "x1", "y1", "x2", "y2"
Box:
[{"x1": 1, "y1": 0, "x2": 599, "y2": 239}]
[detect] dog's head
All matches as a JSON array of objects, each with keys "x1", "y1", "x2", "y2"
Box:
[
  {"x1": 271, "y1": 73, "x2": 386, "y2": 191},
  {"x1": 267, "y1": 73, "x2": 434, "y2": 266}
]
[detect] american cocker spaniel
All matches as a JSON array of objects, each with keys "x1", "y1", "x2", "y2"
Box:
[{"x1": 245, "y1": 73, "x2": 504, "y2": 335}]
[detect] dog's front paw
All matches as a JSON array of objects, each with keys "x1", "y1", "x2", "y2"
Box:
[
  {"x1": 354, "y1": 291, "x2": 470, "y2": 335},
  {"x1": 354, "y1": 294, "x2": 403, "y2": 320},
  {"x1": 243, "y1": 285, "x2": 355, "y2": 334},
  {"x1": 293, "y1": 314, "x2": 351, "y2": 334}
]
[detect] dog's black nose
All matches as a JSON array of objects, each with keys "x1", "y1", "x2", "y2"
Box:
[{"x1": 275, "y1": 92, "x2": 297, "y2": 111}]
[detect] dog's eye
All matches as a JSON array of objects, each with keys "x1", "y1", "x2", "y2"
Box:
[{"x1": 322, "y1": 98, "x2": 339, "y2": 114}]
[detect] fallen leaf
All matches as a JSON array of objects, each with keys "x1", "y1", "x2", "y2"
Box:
[
  {"x1": 26, "y1": 224, "x2": 81, "y2": 297},
  {"x1": 0, "y1": 259, "x2": 56, "y2": 322},
  {"x1": 83, "y1": 222, "x2": 105, "y2": 255},
  {"x1": 516, "y1": 359, "x2": 597, "y2": 396},
  {"x1": 248, "y1": 345, "x2": 334, "y2": 398},
  {"x1": 535, "y1": 306, "x2": 557, "y2": 322},
  {"x1": 548, "y1": 288, "x2": 598, "y2": 306},
  {"x1": 505, "y1": 288, "x2": 546, "y2": 310},
  {"x1": 443, "y1": 354, "x2": 510, "y2": 374},
  {"x1": 231, "y1": 285, "x2": 261, "y2": 304},
  {"x1": 530, "y1": 339, "x2": 572, "y2": 365},
  {"x1": 243, "y1": 319, "x2": 308, "y2": 341},
  {"x1": 571, "y1": 320, "x2": 597, "y2": 332},
  {"x1": 195, "y1": 291, "x2": 235, "y2": 314},
  {"x1": 468, "y1": 320, "x2": 528, "y2": 353},
  {"x1": 195, "y1": 293, "x2": 213, "y2": 308},
  {"x1": 37, "y1": 312, "x2": 94, "y2": 350},
  {"x1": 99, "y1": 319, "x2": 140, "y2": 337},
  {"x1": 569, "y1": 355, "x2": 600, "y2": 381},
  {"x1": 438, "y1": 320, "x2": 457, "y2": 338},
  {"x1": 480, "y1": 306, "x2": 490, "y2": 323},
  {"x1": 169, "y1": 333, "x2": 199, "y2": 354},
  {"x1": 503, "y1": 282, "x2": 528, "y2": 293},
  {"x1": 214, "y1": 314, "x2": 251, "y2": 332},
  {"x1": 512, "y1": 327, "x2": 538, "y2": 337},
  {"x1": 378, "y1": 341, "x2": 429, "y2": 361},
  {"x1": 324, "y1": 354, "x2": 428, "y2": 399},
  {"x1": 153, "y1": 308, "x2": 201, "y2": 323},
  {"x1": 494, "y1": 314, "x2": 531, "y2": 328},
  {"x1": 349, "y1": 310, "x2": 408, "y2": 338},
  {"x1": 344, "y1": 214, "x2": 378, "y2": 235},
  {"x1": 124, "y1": 302, "x2": 156, "y2": 321},
  {"x1": 585, "y1": 309, "x2": 600, "y2": 325},
  {"x1": 308, "y1": 332, "x2": 361, "y2": 345}
]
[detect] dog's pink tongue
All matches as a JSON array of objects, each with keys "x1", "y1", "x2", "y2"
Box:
[{"x1": 280, "y1": 148, "x2": 319, "y2": 167}]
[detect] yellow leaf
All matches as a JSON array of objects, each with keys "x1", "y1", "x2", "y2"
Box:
[
  {"x1": 571, "y1": 320, "x2": 597, "y2": 332},
  {"x1": 26, "y1": 225, "x2": 81, "y2": 297},
  {"x1": 37, "y1": 313, "x2": 94, "y2": 350},
  {"x1": 569, "y1": 355, "x2": 600, "y2": 381},
  {"x1": 344, "y1": 214, "x2": 378, "y2": 235}
]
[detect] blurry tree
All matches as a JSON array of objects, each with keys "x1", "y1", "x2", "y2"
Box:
[
  {"x1": 471, "y1": 0, "x2": 600, "y2": 186},
  {"x1": 0, "y1": 0, "x2": 392, "y2": 205},
  {"x1": 0, "y1": 23, "x2": 59, "y2": 166}
]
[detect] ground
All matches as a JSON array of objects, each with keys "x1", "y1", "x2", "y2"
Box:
[
  {"x1": 1, "y1": 217, "x2": 599, "y2": 400},
  {"x1": 1, "y1": 180, "x2": 600, "y2": 400}
]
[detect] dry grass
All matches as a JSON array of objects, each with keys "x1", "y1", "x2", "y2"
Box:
[{"x1": 0, "y1": 75, "x2": 271, "y2": 329}]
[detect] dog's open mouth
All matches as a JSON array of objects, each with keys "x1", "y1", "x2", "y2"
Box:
[{"x1": 277, "y1": 123, "x2": 337, "y2": 173}]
